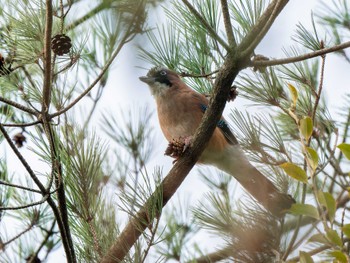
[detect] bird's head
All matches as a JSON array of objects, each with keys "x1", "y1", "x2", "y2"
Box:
[{"x1": 139, "y1": 66, "x2": 180, "y2": 96}]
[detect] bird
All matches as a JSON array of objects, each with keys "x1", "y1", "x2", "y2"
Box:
[{"x1": 139, "y1": 66, "x2": 295, "y2": 216}]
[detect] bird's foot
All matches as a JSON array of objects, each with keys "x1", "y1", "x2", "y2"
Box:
[{"x1": 165, "y1": 136, "x2": 192, "y2": 164}]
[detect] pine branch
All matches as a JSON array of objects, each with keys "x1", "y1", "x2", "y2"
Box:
[
  {"x1": 181, "y1": 0, "x2": 230, "y2": 51},
  {"x1": 251, "y1": 40, "x2": 350, "y2": 67},
  {"x1": 50, "y1": 25, "x2": 133, "y2": 119},
  {"x1": 0, "y1": 123, "x2": 72, "y2": 263},
  {"x1": 41, "y1": 2, "x2": 76, "y2": 262}
]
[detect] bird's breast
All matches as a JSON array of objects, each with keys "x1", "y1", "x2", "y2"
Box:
[{"x1": 156, "y1": 95, "x2": 200, "y2": 141}]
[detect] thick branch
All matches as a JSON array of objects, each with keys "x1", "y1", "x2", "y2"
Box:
[
  {"x1": 251, "y1": 40, "x2": 350, "y2": 67},
  {"x1": 100, "y1": 56, "x2": 239, "y2": 263}
]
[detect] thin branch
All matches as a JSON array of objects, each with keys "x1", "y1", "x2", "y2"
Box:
[
  {"x1": 312, "y1": 50, "x2": 326, "y2": 123},
  {"x1": 0, "y1": 195, "x2": 49, "y2": 211},
  {"x1": 181, "y1": 0, "x2": 230, "y2": 51},
  {"x1": 2, "y1": 220, "x2": 37, "y2": 247},
  {"x1": 0, "y1": 124, "x2": 47, "y2": 193},
  {"x1": 42, "y1": 0, "x2": 53, "y2": 114},
  {"x1": 188, "y1": 246, "x2": 233, "y2": 263},
  {"x1": 50, "y1": 27, "x2": 133, "y2": 118},
  {"x1": 0, "y1": 96, "x2": 38, "y2": 115},
  {"x1": 287, "y1": 244, "x2": 331, "y2": 262},
  {"x1": 239, "y1": 0, "x2": 288, "y2": 57},
  {"x1": 220, "y1": 0, "x2": 236, "y2": 47},
  {"x1": 0, "y1": 180, "x2": 42, "y2": 194},
  {"x1": 31, "y1": 220, "x2": 56, "y2": 262},
  {"x1": 140, "y1": 216, "x2": 161, "y2": 263},
  {"x1": 1, "y1": 120, "x2": 41, "y2": 127},
  {"x1": 65, "y1": 2, "x2": 110, "y2": 31},
  {"x1": 179, "y1": 69, "x2": 219, "y2": 78},
  {"x1": 0, "y1": 124, "x2": 71, "y2": 259},
  {"x1": 251, "y1": 41, "x2": 350, "y2": 67}
]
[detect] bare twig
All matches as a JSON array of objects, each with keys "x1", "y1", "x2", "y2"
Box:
[
  {"x1": 286, "y1": 244, "x2": 331, "y2": 262},
  {"x1": 0, "y1": 96, "x2": 38, "y2": 115},
  {"x1": 50, "y1": 33, "x2": 129, "y2": 119},
  {"x1": 1, "y1": 120, "x2": 41, "y2": 127},
  {"x1": 0, "y1": 124, "x2": 46, "y2": 192},
  {"x1": 179, "y1": 69, "x2": 219, "y2": 78},
  {"x1": 0, "y1": 180, "x2": 42, "y2": 194},
  {"x1": 41, "y1": 1, "x2": 76, "y2": 262},
  {"x1": 312, "y1": 49, "x2": 326, "y2": 124},
  {"x1": 1, "y1": 219, "x2": 38, "y2": 247},
  {"x1": 188, "y1": 246, "x2": 233, "y2": 263},
  {"x1": 251, "y1": 41, "x2": 350, "y2": 67},
  {"x1": 140, "y1": 216, "x2": 161, "y2": 263},
  {"x1": 31, "y1": 220, "x2": 57, "y2": 262},
  {"x1": 220, "y1": 0, "x2": 236, "y2": 47},
  {"x1": 0, "y1": 195, "x2": 49, "y2": 211}
]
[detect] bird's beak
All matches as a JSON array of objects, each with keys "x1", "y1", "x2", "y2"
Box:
[{"x1": 139, "y1": 76, "x2": 156, "y2": 85}]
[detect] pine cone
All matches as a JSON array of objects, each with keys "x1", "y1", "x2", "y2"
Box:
[
  {"x1": 0, "y1": 53, "x2": 12, "y2": 76},
  {"x1": 51, "y1": 34, "x2": 72, "y2": 56},
  {"x1": 13, "y1": 132, "x2": 26, "y2": 148},
  {"x1": 165, "y1": 138, "x2": 186, "y2": 158}
]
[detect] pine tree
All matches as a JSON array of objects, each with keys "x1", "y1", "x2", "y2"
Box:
[{"x1": 1, "y1": 0, "x2": 350, "y2": 263}]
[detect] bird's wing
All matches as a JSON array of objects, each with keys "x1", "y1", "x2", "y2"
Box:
[{"x1": 191, "y1": 92, "x2": 238, "y2": 145}]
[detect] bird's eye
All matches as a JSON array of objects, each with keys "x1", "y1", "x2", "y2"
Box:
[{"x1": 160, "y1": 70, "x2": 166, "y2": 76}]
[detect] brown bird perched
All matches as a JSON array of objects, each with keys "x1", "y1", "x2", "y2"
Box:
[{"x1": 140, "y1": 66, "x2": 295, "y2": 216}]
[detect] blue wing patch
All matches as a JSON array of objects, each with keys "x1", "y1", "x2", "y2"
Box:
[{"x1": 199, "y1": 103, "x2": 238, "y2": 145}]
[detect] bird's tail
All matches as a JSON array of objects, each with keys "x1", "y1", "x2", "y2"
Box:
[
  {"x1": 215, "y1": 148, "x2": 295, "y2": 216},
  {"x1": 233, "y1": 166, "x2": 295, "y2": 216}
]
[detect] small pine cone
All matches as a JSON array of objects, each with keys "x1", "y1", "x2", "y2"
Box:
[
  {"x1": 165, "y1": 138, "x2": 186, "y2": 157},
  {"x1": 13, "y1": 132, "x2": 26, "y2": 148},
  {"x1": 227, "y1": 85, "x2": 238, "y2": 102},
  {"x1": 0, "y1": 53, "x2": 12, "y2": 76},
  {"x1": 51, "y1": 34, "x2": 72, "y2": 56}
]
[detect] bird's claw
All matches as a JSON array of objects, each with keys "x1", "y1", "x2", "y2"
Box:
[{"x1": 165, "y1": 136, "x2": 192, "y2": 164}]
